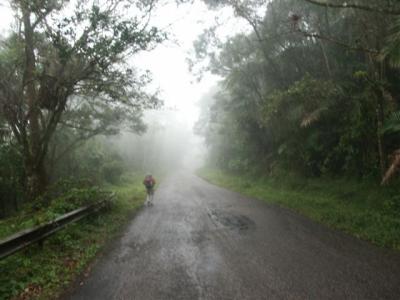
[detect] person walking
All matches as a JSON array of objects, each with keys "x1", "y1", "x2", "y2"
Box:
[{"x1": 143, "y1": 174, "x2": 156, "y2": 206}]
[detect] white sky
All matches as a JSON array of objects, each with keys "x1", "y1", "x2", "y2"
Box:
[
  {"x1": 0, "y1": 1, "x2": 13, "y2": 35},
  {"x1": 0, "y1": 0, "x2": 249, "y2": 128},
  {"x1": 133, "y1": 1, "x2": 248, "y2": 128}
]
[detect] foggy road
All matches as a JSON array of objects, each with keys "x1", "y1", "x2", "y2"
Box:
[{"x1": 67, "y1": 172, "x2": 400, "y2": 300}]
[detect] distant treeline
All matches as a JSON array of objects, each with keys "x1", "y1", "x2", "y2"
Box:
[{"x1": 195, "y1": 0, "x2": 400, "y2": 183}]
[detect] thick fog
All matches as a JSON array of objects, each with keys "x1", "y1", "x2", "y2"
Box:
[
  {"x1": 109, "y1": 109, "x2": 206, "y2": 174},
  {"x1": 0, "y1": 0, "x2": 250, "y2": 178},
  {"x1": 0, "y1": 0, "x2": 255, "y2": 191},
  {"x1": 98, "y1": 1, "x2": 248, "y2": 176}
]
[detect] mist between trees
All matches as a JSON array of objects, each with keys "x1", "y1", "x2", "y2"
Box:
[
  {"x1": 2, "y1": 0, "x2": 400, "y2": 217},
  {"x1": 0, "y1": 0, "x2": 205, "y2": 217},
  {"x1": 193, "y1": 0, "x2": 400, "y2": 186},
  {"x1": 111, "y1": 110, "x2": 205, "y2": 175}
]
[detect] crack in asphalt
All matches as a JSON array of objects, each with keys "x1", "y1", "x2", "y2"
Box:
[{"x1": 207, "y1": 209, "x2": 256, "y2": 232}]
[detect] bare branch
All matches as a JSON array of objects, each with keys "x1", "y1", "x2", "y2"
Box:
[
  {"x1": 303, "y1": 0, "x2": 400, "y2": 15},
  {"x1": 298, "y1": 30, "x2": 380, "y2": 55},
  {"x1": 381, "y1": 150, "x2": 400, "y2": 185}
]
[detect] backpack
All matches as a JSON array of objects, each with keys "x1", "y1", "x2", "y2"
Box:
[{"x1": 144, "y1": 176, "x2": 155, "y2": 188}]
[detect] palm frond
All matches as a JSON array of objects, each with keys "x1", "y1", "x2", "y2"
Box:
[
  {"x1": 300, "y1": 107, "x2": 326, "y2": 128},
  {"x1": 381, "y1": 149, "x2": 400, "y2": 185}
]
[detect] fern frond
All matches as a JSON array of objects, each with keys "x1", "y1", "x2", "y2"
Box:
[
  {"x1": 382, "y1": 110, "x2": 400, "y2": 134},
  {"x1": 389, "y1": 111, "x2": 400, "y2": 123}
]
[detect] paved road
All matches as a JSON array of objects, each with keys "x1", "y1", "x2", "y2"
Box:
[{"x1": 67, "y1": 172, "x2": 400, "y2": 300}]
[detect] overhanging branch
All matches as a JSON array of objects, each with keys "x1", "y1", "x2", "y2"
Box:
[
  {"x1": 298, "y1": 30, "x2": 380, "y2": 55},
  {"x1": 303, "y1": 0, "x2": 400, "y2": 15}
]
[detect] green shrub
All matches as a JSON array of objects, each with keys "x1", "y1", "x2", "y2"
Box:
[{"x1": 102, "y1": 161, "x2": 124, "y2": 184}]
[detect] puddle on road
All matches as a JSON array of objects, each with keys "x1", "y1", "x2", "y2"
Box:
[{"x1": 208, "y1": 210, "x2": 255, "y2": 232}]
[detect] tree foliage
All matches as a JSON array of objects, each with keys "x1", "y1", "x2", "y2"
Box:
[
  {"x1": 195, "y1": 0, "x2": 400, "y2": 181},
  {"x1": 0, "y1": 0, "x2": 165, "y2": 200}
]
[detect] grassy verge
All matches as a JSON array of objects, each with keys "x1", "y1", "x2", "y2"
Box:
[
  {"x1": 0, "y1": 174, "x2": 146, "y2": 300},
  {"x1": 197, "y1": 168, "x2": 400, "y2": 251}
]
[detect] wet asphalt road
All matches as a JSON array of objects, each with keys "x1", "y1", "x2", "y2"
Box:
[{"x1": 67, "y1": 172, "x2": 400, "y2": 300}]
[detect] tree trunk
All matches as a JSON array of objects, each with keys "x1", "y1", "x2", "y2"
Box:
[
  {"x1": 22, "y1": 7, "x2": 45, "y2": 200},
  {"x1": 375, "y1": 67, "x2": 387, "y2": 178},
  {"x1": 319, "y1": 39, "x2": 332, "y2": 78},
  {"x1": 376, "y1": 107, "x2": 386, "y2": 178},
  {"x1": 25, "y1": 157, "x2": 48, "y2": 201}
]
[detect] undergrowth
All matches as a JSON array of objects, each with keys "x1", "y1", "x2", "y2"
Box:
[{"x1": 0, "y1": 173, "x2": 145, "y2": 300}]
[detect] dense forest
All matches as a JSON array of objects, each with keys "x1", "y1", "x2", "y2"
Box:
[
  {"x1": 195, "y1": 0, "x2": 400, "y2": 183},
  {"x1": 2, "y1": 0, "x2": 400, "y2": 215}
]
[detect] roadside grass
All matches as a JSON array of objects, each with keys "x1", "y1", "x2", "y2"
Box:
[
  {"x1": 0, "y1": 173, "x2": 145, "y2": 300},
  {"x1": 197, "y1": 168, "x2": 400, "y2": 251},
  {"x1": 0, "y1": 186, "x2": 107, "y2": 240}
]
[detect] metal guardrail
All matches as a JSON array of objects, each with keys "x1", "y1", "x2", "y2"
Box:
[{"x1": 0, "y1": 193, "x2": 115, "y2": 260}]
